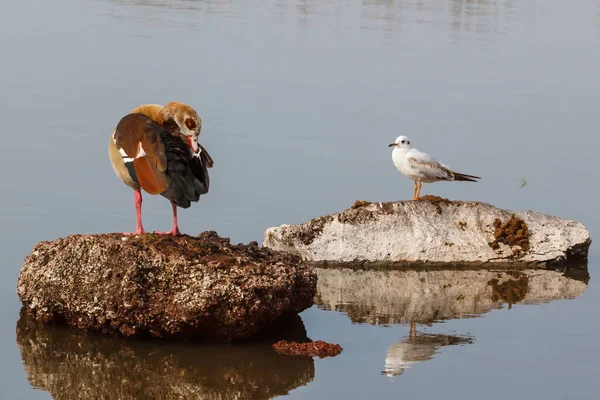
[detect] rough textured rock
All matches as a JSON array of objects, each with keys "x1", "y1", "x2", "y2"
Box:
[
  {"x1": 17, "y1": 312, "x2": 314, "y2": 400},
  {"x1": 314, "y1": 266, "x2": 589, "y2": 325},
  {"x1": 264, "y1": 198, "x2": 591, "y2": 268},
  {"x1": 272, "y1": 340, "x2": 343, "y2": 358},
  {"x1": 17, "y1": 231, "x2": 316, "y2": 341}
]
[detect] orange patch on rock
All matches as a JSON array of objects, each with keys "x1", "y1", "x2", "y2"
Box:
[{"x1": 272, "y1": 340, "x2": 343, "y2": 358}]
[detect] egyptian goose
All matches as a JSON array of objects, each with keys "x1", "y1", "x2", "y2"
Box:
[{"x1": 108, "y1": 102, "x2": 214, "y2": 235}]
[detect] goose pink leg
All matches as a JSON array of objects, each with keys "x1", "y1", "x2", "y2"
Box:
[
  {"x1": 154, "y1": 201, "x2": 181, "y2": 236},
  {"x1": 123, "y1": 189, "x2": 146, "y2": 235}
]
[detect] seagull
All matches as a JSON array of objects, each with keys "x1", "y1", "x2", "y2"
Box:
[{"x1": 388, "y1": 136, "x2": 480, "y2": 200}]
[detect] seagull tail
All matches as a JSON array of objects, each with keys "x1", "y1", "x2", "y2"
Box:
[{"x1": 452, "y1": 171, "x2": 481, "y2": 182}]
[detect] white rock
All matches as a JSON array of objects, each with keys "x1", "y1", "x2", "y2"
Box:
[{"x1": 263, "y1": 199, "x2": 591, "y2": 267}]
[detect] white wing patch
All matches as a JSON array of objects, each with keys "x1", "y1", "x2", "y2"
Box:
[
  {"x1": 135, "y1": 142, "x2": 147, "y2": 158},
  {"x1": 119, "y1": 141, "x2": 147, "y2": 163}
]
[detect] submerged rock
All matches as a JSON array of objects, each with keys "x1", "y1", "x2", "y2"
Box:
[
  {"x1": 17, "y1": 231, "x2": 316, "y2": 341},
  {"x1": 264, "y1": 197, "x2": 591, "y2": 268}
]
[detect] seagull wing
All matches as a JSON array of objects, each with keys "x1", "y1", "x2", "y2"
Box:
[{"x1": 407, "y1": 149, "x2": 455, "y2": 181}]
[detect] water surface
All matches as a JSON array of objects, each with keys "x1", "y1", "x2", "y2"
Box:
[{"x1": 1, "y1": 0, "x2": 599, "y2": 398}]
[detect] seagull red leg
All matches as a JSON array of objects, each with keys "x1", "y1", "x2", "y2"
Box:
[
  {"x1": 123, "y1": 189, "x2": 146, "y2": 235},
  {"x1": 154, "y1": 201, "x2": 181, "y2": 236}
]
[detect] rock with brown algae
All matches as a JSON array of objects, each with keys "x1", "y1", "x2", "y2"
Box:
[
  {"x1": 263, "y1": 197, "x2": 591, "y2": 269},
  {"x1": 17, "y1": 231, "x2": 316, "y2": 341}
]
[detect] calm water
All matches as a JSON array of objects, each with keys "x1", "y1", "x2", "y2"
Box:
[{"x1": 1, "y1": 0, "x2": 599, "y2": 398}]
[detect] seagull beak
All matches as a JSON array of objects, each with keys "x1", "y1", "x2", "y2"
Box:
[{"x1": 388, "y1": 143, "x2": 396, "y2": 147}]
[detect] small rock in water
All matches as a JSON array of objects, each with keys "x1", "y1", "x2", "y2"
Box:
[{"x1": 272, "y1": 340, "x2": 343, "y2": 358}]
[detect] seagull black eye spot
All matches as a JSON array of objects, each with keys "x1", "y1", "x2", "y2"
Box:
[
  {"x1": 401, "y1": 140, "x2": 405, "y2": 144},
  {"x1": 407, "y1": 141, "x2": 410, "y2": 145}
]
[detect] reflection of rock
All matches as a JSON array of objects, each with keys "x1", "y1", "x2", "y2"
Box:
[
  {"x1": 315, "y1": 267, "x2": 589, "y2": 325},
  {"x1": 17, "y1": 232, "x2": 316, "y2": 340},
  {"x1": 108, "y1": 0, "x2": 233, "y2": 14},
  {"x1": 17, "y1": 311, "x2": 314, "y2": 400},
  {"x1": 264, "y1": 200, "x2": 591, "y2": 267},
  {"x1": 383, "y1": 334, "x2": 473, "y2": 377},
  {"x1": 488, "y1": 274, "x2": 528, "y2": 306}
]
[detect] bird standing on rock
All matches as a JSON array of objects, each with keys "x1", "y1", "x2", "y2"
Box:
[
  {"x1": 389, "y1": 136, "x2": 480, "y2": 200},
  {"x1": 108, "y1": 102, "x2": 214, "y2": 236}
]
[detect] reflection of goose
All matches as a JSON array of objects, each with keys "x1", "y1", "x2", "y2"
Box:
[{"x1": 382, "y1": 331, "x2": 473, "y2": 377}]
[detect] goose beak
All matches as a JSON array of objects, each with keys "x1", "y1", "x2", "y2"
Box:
[
  {"x1": 388, "y1": 143, "x2": 396, "y2": 147},
  {"x1": 188, "y1": 136, "x2": 199, "y2": 153}
]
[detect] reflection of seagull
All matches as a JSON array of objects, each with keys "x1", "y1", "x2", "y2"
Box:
[
  {"x1": 388, "y1": 136, "x2": 480, "y2": 200},
  {"x1": 409, "y1": 322, "x2": 417, "y2": 339},
  {"x1": 382, "y1": 331, "x2": 473, "y2": 377},
  {"x1": 383, "y1": 337, "x2": 439, "y2": 377},
  {"x1": 383, "y1": 345, "x2": 419, "y2": 376}
]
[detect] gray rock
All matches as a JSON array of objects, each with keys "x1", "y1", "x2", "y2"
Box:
[
  {"x1": 264, "y1": 198, "x2": 591, "y2": 268},
  {"x1": 17, "y1": 231, "x2": 316, "y2": 341}
]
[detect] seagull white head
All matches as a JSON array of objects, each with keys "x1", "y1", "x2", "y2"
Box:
[{"x1": 388, "y1": 135, "x2": 411, "y2": 149}]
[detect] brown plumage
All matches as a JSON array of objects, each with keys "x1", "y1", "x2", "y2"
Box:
[
  {"x1": 130, "y1": 104, "x2": 163, "y2": 121},
  {"x1": 133, "y1": 157, "x2": 167, "y2": 195},
  {"x1": 113, "y1": 111, "x2": 169, "y2": 195},
  {"x1": 108, "y1": 101, "x2": 213, "y2": 235}
]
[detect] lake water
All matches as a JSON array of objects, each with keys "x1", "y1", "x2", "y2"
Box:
[{"x1": 1, "y1": 0, "x2": 599, "y2": 398}]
